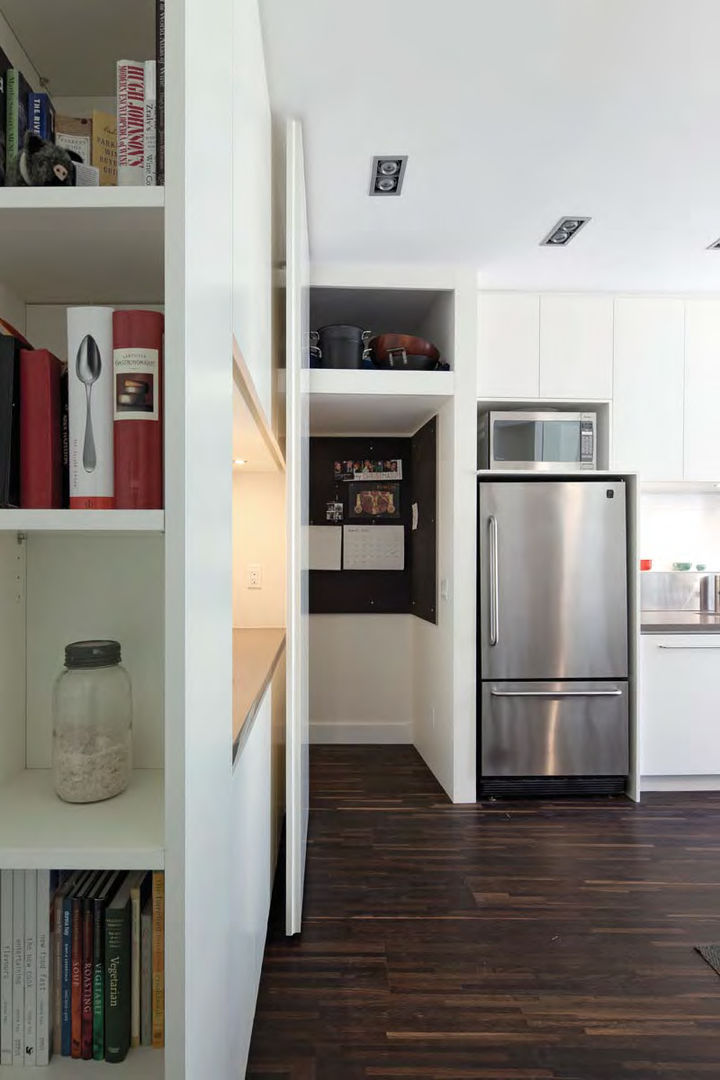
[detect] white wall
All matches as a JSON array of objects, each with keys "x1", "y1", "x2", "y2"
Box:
[
  {"x1": 641, "y1": 491, "x2": 720, "y2": 570},
  {"x1": 309, "y1": 614, "x2": 414, "y2": 743},
  {"x1": 233, "y1": 470, "x2": 286, "y2": 627}
]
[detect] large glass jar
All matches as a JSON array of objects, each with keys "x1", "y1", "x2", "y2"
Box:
[{"x1": 52, "y1": 640, "x2": 133, "y2": 804}]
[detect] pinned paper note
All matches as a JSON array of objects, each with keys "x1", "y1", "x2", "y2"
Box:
[
  {"x1": 411, "y1": 502, "x2": 419, "y2": 531},
  {"x1": 309, "y1": 526, "x2": 342, "y2": 570}
]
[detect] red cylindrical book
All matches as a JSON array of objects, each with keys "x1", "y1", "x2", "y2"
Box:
[{"x1": 112, "y1": 310, "x2": 164, "y2": 509}]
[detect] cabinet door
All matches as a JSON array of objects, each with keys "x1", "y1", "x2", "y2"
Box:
[
  {"x1": 641, "y1": 635, "x2": 720, "y2": 776},
  {"x1": 477, "y1": 293, "x2": 539, "y2": 398},
  {"x1": 684, "y1": 300, "x2": 720, "y2": 481},
  {"x1": 612, "y1": 299, "x2": 684, "y2": 479},
  {"x1": 539, "y1": 295, "x2": 613, "y2": 400}
]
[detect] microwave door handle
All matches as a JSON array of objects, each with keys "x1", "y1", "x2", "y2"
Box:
[{"x1": 489, "y1": 515, "x2": 499, "y2": 646}]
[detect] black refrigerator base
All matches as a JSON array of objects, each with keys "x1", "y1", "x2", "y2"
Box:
[{"x1": 478, "y1": 775, "x2": 628, "y2": 799}]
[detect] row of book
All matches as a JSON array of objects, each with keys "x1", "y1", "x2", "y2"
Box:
[
  {"x1": 0, "y1": 869, "x2": 164, "y2": 1066},
  {"x1": 0, "y1": 0, "x2": 165, "y2": 187},
  {"x1": 0, "y1": 308, "x2": 164, "y2": 510}
]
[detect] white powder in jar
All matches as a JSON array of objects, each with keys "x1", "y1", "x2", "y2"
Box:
[{"x1": 54, "y1": 729, "x2": 131, "y2": 803}]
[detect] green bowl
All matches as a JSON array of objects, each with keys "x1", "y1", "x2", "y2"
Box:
[
  {"x1": 696, "y1": 563, "x2": 707, "y2": 571},
  {"x1": 672, "y1": 561, "x2": 692, "y2": 571}
]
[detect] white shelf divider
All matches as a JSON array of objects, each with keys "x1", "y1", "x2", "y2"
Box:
[
  {"x1": 0, "y1": 510, "x2": 164, "y2": 534},
  {"x1": 0, "y1": 769, "x2": 164, "y2": 870},
  {"x1": 309, "y1": 368, "x2": 454, "y2": 397}
]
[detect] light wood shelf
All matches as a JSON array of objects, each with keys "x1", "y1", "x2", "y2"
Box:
[{"x1": 0, "y1": 769, "x2": 164, "y2": 870}]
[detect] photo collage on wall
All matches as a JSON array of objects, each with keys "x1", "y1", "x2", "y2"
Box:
[{"x1": 327, "y1": 459, "x2": 403, "y2": 522}]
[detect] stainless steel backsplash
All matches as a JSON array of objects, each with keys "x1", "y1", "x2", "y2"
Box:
[{"x1": 641, "y1": 571, "x2": 719, "y2": 612}]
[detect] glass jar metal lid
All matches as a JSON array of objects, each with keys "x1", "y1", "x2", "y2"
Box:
[{"x1": 64, "y1": 640, "x2": 122, "y2": 668}]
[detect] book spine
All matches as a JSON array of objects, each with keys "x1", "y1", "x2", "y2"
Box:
[
  {"x1": 156, "y1": 0, "x2": 165, "y2": 185},
  {"x1": 0, "y1": 871, "x2": 12, "y2": 1064},
  {"x1": 130, "y1": 887, "x2": 140, "y2": 1048},
  {"x1": 113, "y1": 310, "x2": 164, "y2": 508},
  {"x1": 20, "y1": 349, "x2": 62, "y2": 508},
  {"x1": 0, "y1": 337, "x2": 22, "y2": 508},
  {"x1": 144, "y1": 61, "x2": 157, "y2": 185},
  {"x1": 67, "y1": 307, "x2": 115, "y2": 508},
  {"x1": 140, "y1": 903, "x2": 152, "y2": 1047},
  {"x1": 0, "y1": 57, "x2": 7, "y2": 186},
  {"x1": 23, "y1": 870, "x2": 36, "y2": 1064},
  {"x1": 6, "y1": 69, "x2": 18, "y2": 177},
  {"x1": 92, "y1": 898, "x2": 104, "y2": 1060},
  {"x1": 61, "y1": 893, "x2": 72, "y2": 1055},
  {"x1": 151, "y1": 872, "x2": 164, "y2": 1048},
  {"x1": 11, "y1": 872, "x2": 23, "y2": 1064},
  {"x1": 117, "y1": 61, "x2": 145, "y2": 186},
  {"x1": 35, "y1": 870, "x2": 51, "y2": 1065},
  {"x1": 81, "y1": 898, "x2": 93, "y2": 1058},
  {"x1": 52, "y1": 890, "x2": 64, "y2": 1055},
  {"x1": 28, "y1": 92, "x2": 54, "y2": 140},
  {"x1": 105, "y1": 905, "x2": 131, "y2": 1062},
  {"x1": 60, "y1": 363, "x2": 69, "y2": 508},
  {"x1": 70, "y1": 892, "x2": 82, "y2": 1057}
]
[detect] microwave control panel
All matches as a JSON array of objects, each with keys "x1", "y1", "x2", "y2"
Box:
[{"x1": 580, "y1": 419, "x2": 595, "y2": 464}]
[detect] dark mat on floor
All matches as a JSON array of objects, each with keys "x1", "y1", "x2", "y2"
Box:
[{"x1": 696, "y1": 943, "x2": 720, "y2": 974}]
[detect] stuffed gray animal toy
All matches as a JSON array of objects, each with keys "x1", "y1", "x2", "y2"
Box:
[{"x1": 8, "y1": 131, "x2": 81, "y2": 186}]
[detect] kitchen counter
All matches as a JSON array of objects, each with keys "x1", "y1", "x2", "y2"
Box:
[
  {"x1": 641, "y1": 611, "x2": 720, "y2": 634},
  {"x1": 233, "y1": 627, "x2": 286, "y2": 761}
]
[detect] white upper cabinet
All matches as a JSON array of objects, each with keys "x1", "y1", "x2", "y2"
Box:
[
  {"x1": 683, "y1": 300, "x2": 720, "y2": 482},
  {"x1": 612, "y1": 298, "x2": 685, "y2": 480},
  {"x1": 539, "y1": 295, "x2": 613, "y2": 400},
  {"x1": 477, "y1": 293, "x2": 539, "y2": 398}
]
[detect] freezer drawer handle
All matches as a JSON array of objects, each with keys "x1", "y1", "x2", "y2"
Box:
[
  {"x1": 489, "y1": 514, "x2": 499, "y2": 646},
  {"x1": 489, "y1": 689, "x2": 623, "y2": 698},
  {"x1": 657, "y1": 644, "x2": 720, "y2": 650}
]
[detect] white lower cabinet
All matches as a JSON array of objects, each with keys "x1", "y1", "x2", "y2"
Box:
[{"x1": 641, "y1": 634, "x2": 720, "y2": 778}]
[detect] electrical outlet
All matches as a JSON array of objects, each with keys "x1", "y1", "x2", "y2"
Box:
[{"x1": 248, "y1": 564, "x2": 263, "y2": 589}]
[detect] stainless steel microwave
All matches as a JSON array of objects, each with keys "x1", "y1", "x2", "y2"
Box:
[{"x1": 478, "y1": 410, "x2": 597, "y2": 471}]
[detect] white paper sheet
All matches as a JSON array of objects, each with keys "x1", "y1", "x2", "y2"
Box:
[
  {"x1": 343, "y1": 525, "x2": 405, "y2": 571},
  {"x1": 309, "y1": 526, "x2": 342, "y2": 570}
]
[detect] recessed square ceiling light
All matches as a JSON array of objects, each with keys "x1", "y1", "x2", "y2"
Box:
[
  {"x1": 707, "y1": 237, "x2": 720, "y2": 249},
  {"x1": 541, "y1": 216, "x2": 591, "y2": 246},
  {"x1": 369, "y1": 156, "x2": 407, "y2": 196}
]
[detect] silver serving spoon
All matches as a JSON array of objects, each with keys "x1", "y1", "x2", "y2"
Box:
[{"x1": 76, "y1": 334, "x2": 102, "y2": 473}]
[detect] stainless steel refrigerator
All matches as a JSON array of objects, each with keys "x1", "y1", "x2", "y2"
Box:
[{"x1": 478, "y1": 479, "x2": 629, "y2": 796}]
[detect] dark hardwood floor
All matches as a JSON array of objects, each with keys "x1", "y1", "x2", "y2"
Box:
[{"x1": 247, "y1": 746, "x2": 720, "y2": 1080}]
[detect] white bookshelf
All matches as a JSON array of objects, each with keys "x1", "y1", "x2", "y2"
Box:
[
  {"x1": 0, "y1": 510, "x2": 164, "y2": 533},
  {"x1": 309, "y1": 369, "x2": 455, "y2": 435},
  {"x1": 0, "y1": 1049, "x2": 163, "y2": 1077},
  {"x1": 0, "y1": 769, "x2": 164, "y2": 870}
]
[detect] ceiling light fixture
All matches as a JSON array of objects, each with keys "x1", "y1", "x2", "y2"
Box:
[
  {"x1": 707, "y1": 237, "x2": 720, "y2": 250},
  {"x1": 541, "y1": 216, "x2": 591, "y2": 246},
  {"x1": 369, "y1": 156, "x2": 407, "y2": 196},
  {"x1": 233, "y1": 458, "x2": 247, "y2": 466}
]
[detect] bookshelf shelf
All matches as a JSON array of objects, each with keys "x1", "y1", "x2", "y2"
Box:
[
  {"x1": 0, "y1": 510, "x2": 164, "y2": 533},
  {"x1": 0, "y1": 188, "x2": 164, "y2": 305},
  {"x1": 0, "y1": 1048, "x2": 164, "y2": 1076},
  {"x1": 0, "y1": 769, "x2": 164, "y2": 870}
]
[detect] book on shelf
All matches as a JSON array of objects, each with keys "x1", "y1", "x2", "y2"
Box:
[
  {"x1": 11, "y1": 871, "x2": 23, "y2": 1064},
  {"x1": 156, "y1": 0, "x2": 165, "y2": 185},
  {"x1": 52, "y1": 873, "x2": 77, "y2": 1056},
  {"x1": 140, "y1": 895, "x2": 152, "y2": 1047},
  {"x1": 61, "y1": 870, "x2": 89, "y2": 1056},
  {"x1": 117, "y1": 61, "x2": 145, "y2": 186},
  {"x1": 0, "y1": 47, "x2": 10, "y2": 186},
  {"x1": 130, "y1": 873, "x2": 151, "y2": 1049},
  {"x1": 23, "y1": 869, "x2": 36, "y2": 1065},
  {"x1": 151, "y1": 870, "x2": 165, "y2": 1048},
  {"x1": 6, "y1": 68, "x2": 31, "y2": 180},
  {"x1": 36, "y1": 870, "x2": 57, "y2": 1067},
  {"x1": 56, "y1": 114, "x2": 91, "y2": 164},
  {"x1": 28, "y1": 91, "x2": 55, "y2": 141},
  {"x1": 0, "y1": 333, "x2": 22, "y2": 508},
  {"x1": 93, "y1": 871, "x2": 122, "y2": 1061},
  {"x1": 82, "y1": 873, "x2": 105, "y2": 1060},
  {"x1": 70, "y1": 871, "x2": 95, "y2": 1058},
  {"x1": 105, "y1": 872, "x2": 133, "y2": 1063},
  {"x1": 113, "y1": 309, "x2": 165, "y2": 509},
  {"x1": 0, "y1": 870, "x2": 12, "y2": 1065},
  {"x1": 144, "y1": 61, "x2": 157, "y2": 186},
  {"x1": 92, "y1": 109, "x2": 118, "y2": 186},
  {"x1": 19, "y1": 348, "x2": 63, "y2": 509},
  {"x1": 67, "y1": 307, "x2": 115, "y2": 509}
]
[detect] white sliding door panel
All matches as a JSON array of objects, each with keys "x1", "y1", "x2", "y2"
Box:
[{"x1": 285, "y1": 118, "x2": 310, "y2": 936}]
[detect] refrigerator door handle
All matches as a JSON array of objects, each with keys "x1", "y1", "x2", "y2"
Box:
[
  {"x1": 489, "y1": 514, "x2": 499, "y2": 646},
  {"x1": 490, "y1": 689, "x2": 623, "y2": 698}
]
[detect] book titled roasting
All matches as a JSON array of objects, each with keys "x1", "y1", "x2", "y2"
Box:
[{"x1": 117, "y1": 61, "x2": 145, "y2": 186}]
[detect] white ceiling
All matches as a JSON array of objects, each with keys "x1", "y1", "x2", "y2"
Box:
[{"x1": 259, "y1": 0, "x2": 720, "y2": 292}]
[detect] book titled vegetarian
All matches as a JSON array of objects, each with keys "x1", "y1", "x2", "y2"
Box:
[
  {"x1": 105, "y1": 873, "x2": 132, "y2": 1063},
  {"x1": 117, "y1": 61, "x2": 145, "y2": 185},
  {"x1": 113, "y1": 310, "x2": 164, "y2": 508},
  {"x1": 93, "y1": 872, "x2": 121, "y2": 1061},
  {"x1": 0, "y1": 870, "x2": 12, "y2": 1064},
  {"x1": 67, "y1": 307, "x2": 115, "y2": 509},
  {"x1": 91, "y1": 109, "x2": 117, "y2": 185},
  {"x1": 19, "y1": 349, "x2": 62, "y2": 508},
  {"x1": 28, "y1": 91, "x2": 55, "y2": 141}
]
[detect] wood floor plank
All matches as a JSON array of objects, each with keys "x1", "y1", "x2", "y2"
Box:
[{"x1": 246, "y1": 746, "x2": 720, "y2": 1080}]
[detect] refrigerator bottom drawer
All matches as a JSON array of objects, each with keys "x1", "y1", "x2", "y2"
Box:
[{"x1": 481, "y1": 681, "x2": 629, "y2": 777}]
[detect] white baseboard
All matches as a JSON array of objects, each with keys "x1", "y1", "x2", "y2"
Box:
[
  {"x1": 641, "y1": 775, "x2": 720, "y2": 792},
  {"x1": 310, "y1": 720, "x2": 412, "y2": 744}
]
